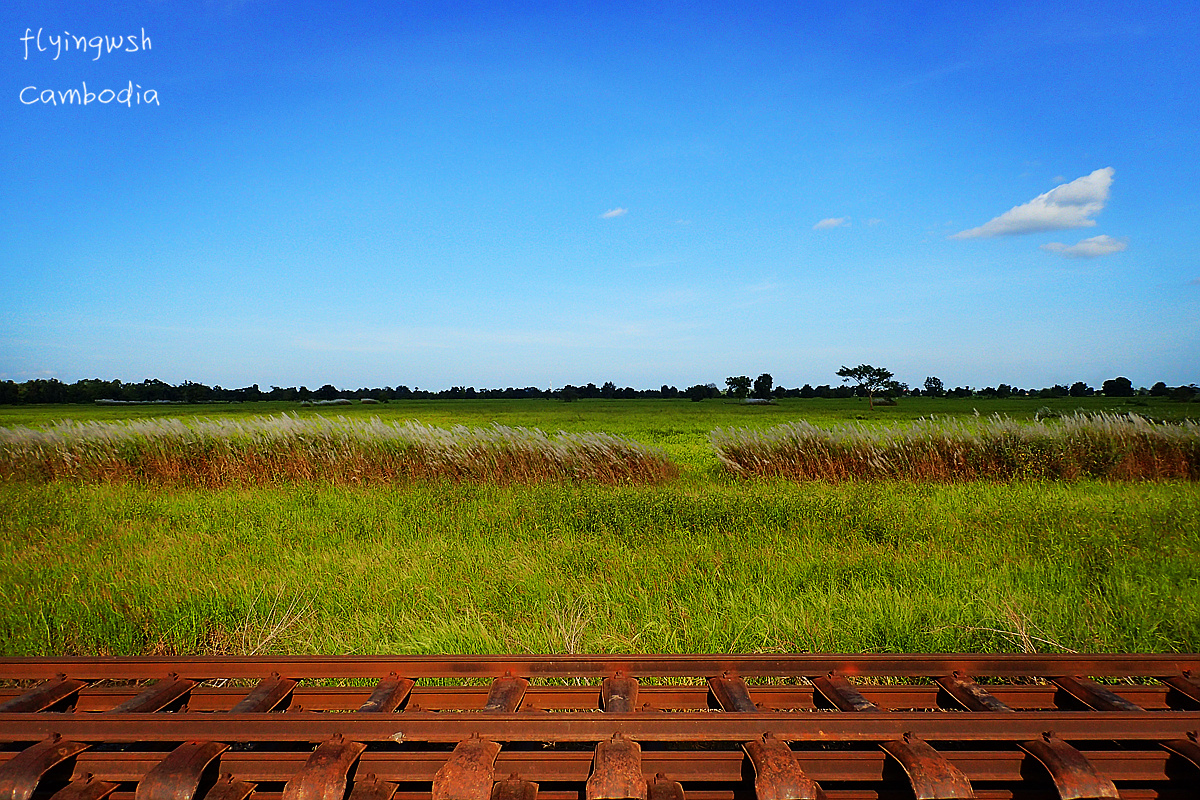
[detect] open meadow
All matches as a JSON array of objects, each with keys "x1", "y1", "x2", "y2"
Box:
[{"x1": 2, "y1": 396, "x2": 1198, "y2": 657}]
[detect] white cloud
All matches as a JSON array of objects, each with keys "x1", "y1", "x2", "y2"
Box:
[
  {"x1": 813, "y1": 217, "x2": 849, "y2": 230},
  {"x1": 600, "y1": 208, "x2": 628, "y2": 219},
  {"x1": 866, "y1": 218, "x2": 883, "y2": 226},
  {"x1": 952, "y1": 167, "x2": 1114, "y2": 239},
  {"x1": 1040, "y1": 234, "x2": 1128, "y2": 258}
]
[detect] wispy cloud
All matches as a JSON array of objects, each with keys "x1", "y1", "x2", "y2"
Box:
[
  {"x1": 600, "y1": 207, "x2": 628, "y2": 219},
  {"x1": 813, "y1": 217, "x2": 849, "y2": 230},
  {"x1": 1041, "y1": 234, "x2": 1128, "y2": 259},
  {"x1": 952, "y1": 167, "x2": 1114, "y2": 239},
  {"x1": 866, "y1": 218, "x2": 883, "y2": 226}
]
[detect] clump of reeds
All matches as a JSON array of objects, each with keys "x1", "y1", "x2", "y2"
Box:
[
  {"x1": 0, "y1": 415, "x2": 678, "y2": 486},
  {"x1": 711, "y1": 412, "x2": 1200, "y2": 482}
]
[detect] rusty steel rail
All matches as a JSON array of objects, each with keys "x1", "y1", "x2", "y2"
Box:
[
  {"x1": 3, "y1": 653, "x2": 1200, "y2": 680},
  {"x1": 2, "y1": 655, "x2": 1200, "y2": 800}
]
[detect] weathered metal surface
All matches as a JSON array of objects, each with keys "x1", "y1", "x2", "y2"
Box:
[
  {"x1": 742, "y1": 734, "x2": 825, "y2": 800},
  {"x1": 107, "y1": 676, "x2": 194, "y2": 714},
  {"x1": 0, "y1": 746, "x2": 1176, "y2": 785},
  {"x1": 644, "y1": 775, "x2": 683, "y2": 800},
  {"x1": 1160, "y1": 732, "x2": 1200, "y2": 771},
  {"x1": 281, "y1": 735, "x2": 367, "y2": 800},
  {"x1": 1017, "y1": 734, "x2": 1120, "y2": 800},
  {"x1": 203, "y1": 775, "x2": 256, "y2": 800},
  {"x1": 4, "y1": 709, "x2": 1200, "y2": 743},
  {"x1": 1051, "y1": 676, "x2": 1144, "y2": 712},
  {"x1": 357, "y1": 674, "x2": 414, "y2": 713},
  {"x1": 135, "y1": 741, "x2": 229, "y2": 800},
  {"x1": 229, "y1": 673, "x2": 296, "y2": 713},
  {"x1": 585, "y1": 735, "x2": 645, "y2": 800},
  {"x1": 47, "y1": 775, "x2": 118, "y2": 800},
  {"x1": 600, "y1": 675, "x2": 639, "y2": 713},
  {"x1": 490, "y1": 775, "x2": 538, "y2": 800},
  {"x1": 432, "y1": 736, "x2": 501, "y2": 800},
  {"x1": 934, "y1": 674, "x2": 1013, "y2": 712},
  {"x1": 707, "y1": 674, "x2": 757, "y2": 712},
  {"x1": 2, "y1": 655, "x2": 1200, "y2": 800},
  {"x1": 346, "y1": 773, "x2": 397, "y2": 800},
  {"x1": 6, "y1": 654, "x2": 1200, "y2": 680},
  {"x1": 1159, "y1": 674, "x2": 1200, "y2": 707},
  {"x1": 0, "y1": 735, "x2": 90, "y2": 800},
  {"x1": 809, "y1": 674, "x2": 881, "y2": 712},
  {"x1": 0, "y1": 677, "x2": 88, "y2": 713},
  {"x1": 878, "y1": 733, "x2": 974, "y2": 800},
  {"x1": 20, "y1": 681, "x2": 1177, "y2": 713},
  {"x1": 482, "y1": 676, "x2": 528, "y2": 713}
]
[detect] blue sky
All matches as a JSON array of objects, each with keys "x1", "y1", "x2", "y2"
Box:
[{"x1": 2, "y1": 1, "x2": 1197, "y2": 392}]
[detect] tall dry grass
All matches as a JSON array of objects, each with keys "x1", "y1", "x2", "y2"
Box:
[
  {"x1": 0, "y1": 415, "x2": 678, "y2": 486},
  {"x1": 711, "y1": 412, "x2": 1200, "y2": 481}
]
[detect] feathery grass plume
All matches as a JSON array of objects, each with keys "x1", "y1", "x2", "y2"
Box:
[
  {"x1": 0, "y1": 414, "x2": 678, "y2": 486},
  {"x1": 711, "y1": 412, "x2": 1200, "y2": 482}
]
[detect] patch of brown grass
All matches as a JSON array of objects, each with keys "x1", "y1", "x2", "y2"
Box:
[
  {"x1": 0, "y1": 415, "x2": 678, "y2": 486},
  {"x1": 712, "y1": 412, "x2": 1200, "y2": 482}
]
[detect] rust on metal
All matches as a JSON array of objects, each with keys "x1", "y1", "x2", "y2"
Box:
[
  {"x1": 134, "y1": 741, "x2": 229, "y2": 800},
  {"x1": 707, "y1": 673, "x2": 758, "y2": 712},
  {"x1": 1051, "y1": 676, "x2": 1144, "y2": 712},
  {"x1": 0, "y1": 735, "x2": 91, "y2": 800},
  {"x1": 7, "y1": 653, "x2": 1200, "y2": 681},
  {"x1": 3, "y1": 654, "x2": 1200, "y2": 799},
  {"x1": 1017, "y1": 733, "x2": 1119, "y2": 800},
  {"x1": 282, "y1": 734, "x2": 367, "y2": 800},
  {"x1": 586, "y1": 734, "x2": 646, "y2": 800},
  {"x1": 107, "y1": 676, "x2": 194, "y2": 714},
  {"x1": 229, "y1": 672, "x2": 296, "y2": 713},
  {"x1": 1161, "y1": 674, "x2": 1200, "y2": 708},
  {"x1": 357, "y1": 674, "x2": 414, "y2": 713},
  {"x1": 810, "y1": 673, "x2": 881, "y2": 712},
  {"x1": 0, "y1": 745, "x2": 1176, "y2": 785},
  {"x1": 432, "y1": 735, "x2": 502, "y2": 800},
  {"x1": 346, "y1": 773, "x2": 397, "y2": 800},
  {"x1": 601, "y1": 674, "x2": 639, "y2": 713},
  {"x1": 644, "y1": 775, "x2": 683, "y2": 800},
  {"x1": 202, "y1": 775, "x2": 255, "y2": 800},
  {"x1": 482, "y1": 675, "x2": 528, "y2": 713},
  {"x1": 0, "y1": 677, "x2": 88, "y2": 713},
  {"x1": 490, "y1": 774, "x2": 538, "y2": 800},
  {"x1": 934, "y1": 673, "x2": 1013, "y2": 712},
  {"x1": 46, "y1": 776, "x2": 118, "y2": 800},
  {"x1": 1160, "y1": 732, "x2": 1200, "y2": 771},
  {"x1": 878, "y1": 732, "x2": 974, "y2": 800},
  {"x1": 742, "y1": 733, "x2": 825, "y2": 800},
  {"x1": 5, "y1": 709, "x2": 1200, "y2": 743}
]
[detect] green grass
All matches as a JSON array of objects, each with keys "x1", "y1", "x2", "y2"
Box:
[{"x1": 2, "y1": 397, "x2": 1198, "y2": 657}]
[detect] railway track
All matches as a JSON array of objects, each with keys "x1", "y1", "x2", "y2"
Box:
[{"x1": 2, "y1": 655, "x2": 1199, "y2": 800}]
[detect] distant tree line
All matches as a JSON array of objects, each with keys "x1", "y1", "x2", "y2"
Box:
[
  {"x1": 0, "y1": 374, "x2": 1195, "y2": 406},
  {"x1": 0, "y1": 377, "x2": 717, "y2": 405}
]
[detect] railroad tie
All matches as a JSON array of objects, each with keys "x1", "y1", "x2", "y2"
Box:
[
  {"x1": 812, "y1": 671, "x2": 974, "y2": 800},
  {"x1": 0, "y1": 673, "x2": 196, "y2": 800}
]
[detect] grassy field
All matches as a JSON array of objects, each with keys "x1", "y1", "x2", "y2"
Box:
[{"x1": 2, "y1": 396, "x2": 1198, "y2": 657}]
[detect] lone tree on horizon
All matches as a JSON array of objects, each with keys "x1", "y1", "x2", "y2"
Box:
[
  {"x1": 725, "y1": 375, "x2": 752, "y2": 399},
  {"x1": 837, "y1": 364, "x2": 894, "y2": 409}
]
